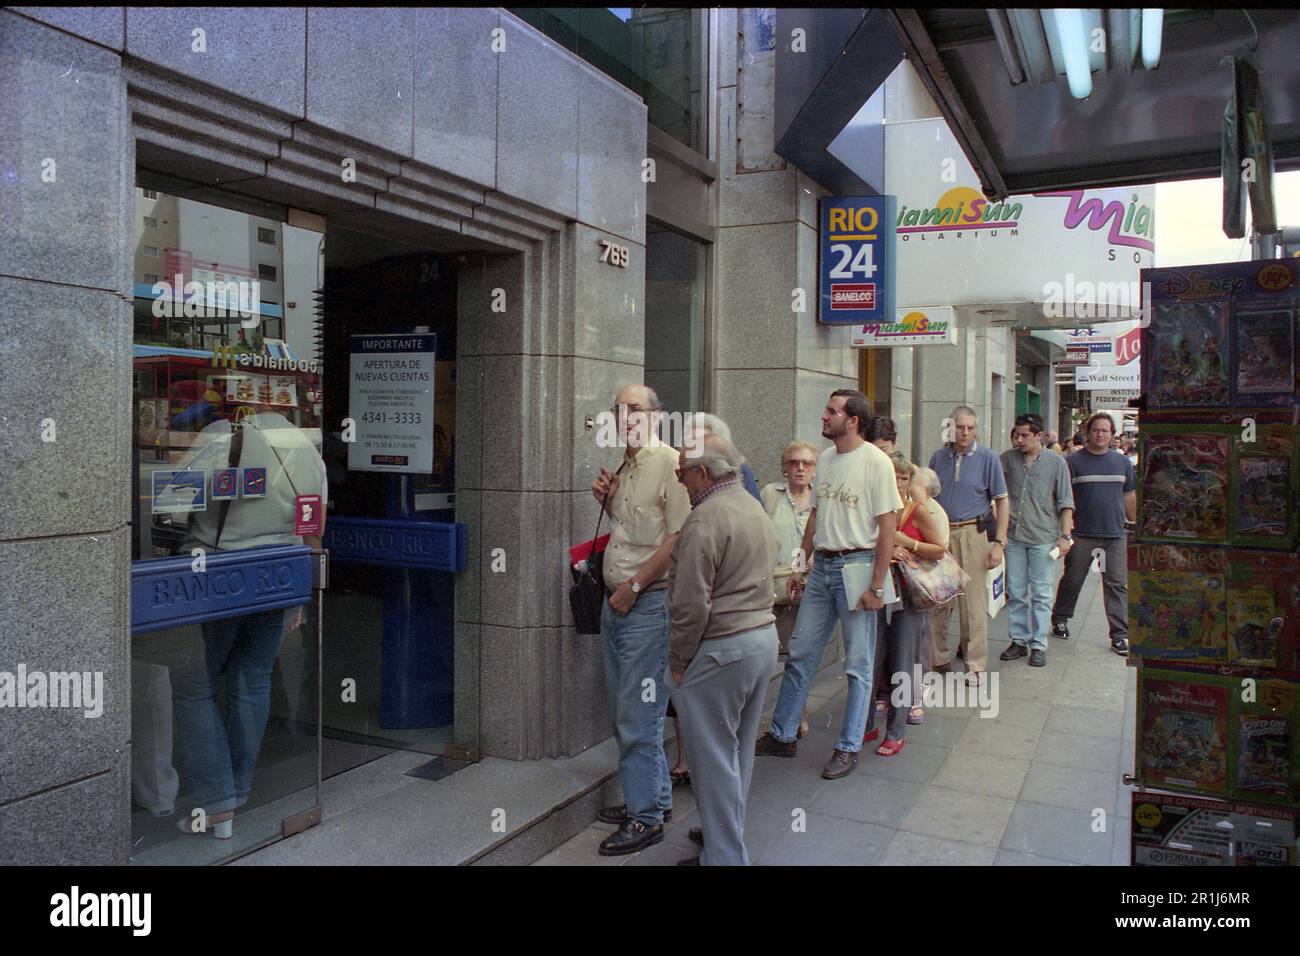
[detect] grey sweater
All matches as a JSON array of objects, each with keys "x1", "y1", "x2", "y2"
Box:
[{"x1": 667, "y1": 483, "x2": 780, "y2": 674}]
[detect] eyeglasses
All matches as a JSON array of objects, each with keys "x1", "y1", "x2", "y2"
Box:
[
  {"x1": 786, "y1": 459, "x2": 816, "y2": 469},
  {"x1": 675, "y1": 463, "x2": 702, "y2": 481},
  {"x1": 611, "y1": 404, "x2": 649, "y2": 416}
]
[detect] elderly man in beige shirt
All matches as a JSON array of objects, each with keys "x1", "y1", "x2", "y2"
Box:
[
  {"x1": 665, "y1": 433, "x2": 780, "y2": 866},
  {"x1": 590, "y1": 384, "x2": 692, "y2": 856}
]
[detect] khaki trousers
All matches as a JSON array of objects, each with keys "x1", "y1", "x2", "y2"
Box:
[{"x1": 930, "y1": 523, "x2": 991, "y2": 672}]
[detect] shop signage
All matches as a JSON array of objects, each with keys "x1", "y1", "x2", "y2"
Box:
[
  {"x1": 1130, "y1": 791, "x2": 1295, "y2": 866},
  {"x1": 131, "y1": 544, "x2": 313, "y2": 635},
  {"x1": 1090, "y1": 388, "x2": 1140, "y2": 405},
  {"x1": 819, "y1": 196, "x2": 896, "y2": 326},
  {"x1": 347, "y1": 333, "x2": 436, "y2": 474},
  {"x1": 851, "y1": 306, "x2": 955, "y2": 347},
  {"x1": 295, "y1": 494, "x2": 323, "y2": 536},
  {"x1": 323, "y1": 517, "x2": 467, "y2": 573},
  {"x1": 1060, "y1": 345, "x2": 1091, "y2": 366},
  {"x1": 1075, "y1": 365, "x2": 1141, "y2": 390},
  {"x1": 886, "y1": 120, "x2": 1152, "y2": 322}
]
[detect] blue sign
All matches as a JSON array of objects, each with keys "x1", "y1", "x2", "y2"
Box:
[
  {"x1": 323, "y1": 517, "x2": 467, "y2": 573},
  {"x1": 819, "y1": 196, "x2": 896, "y2": 326},
  {"x1": 131, "y1": 544, "x2": 312, "y2": 634}
]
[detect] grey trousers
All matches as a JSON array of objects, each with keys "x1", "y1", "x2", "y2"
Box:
[
  {"x1": 883, "y1": 607, "x2": 930, "y2": 742},
  {"x1": 1051, "y1": 534, "x2": 1128, "y2": 643},
  {"x1": 666, "y1": 623, "x2": 778, "y2": 866}
]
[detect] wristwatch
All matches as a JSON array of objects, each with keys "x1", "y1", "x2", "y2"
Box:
[
  {"x1": 629, "y1": 580, "x2": 642, "y2": 594},
  {"x1": 871, "y1": 587, "x2": 885, "y2": 599}
]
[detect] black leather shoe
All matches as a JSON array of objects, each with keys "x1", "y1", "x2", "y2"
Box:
[
  {"x1": 755, "y1": 732, "x2": 797, "y2": 758},
  {"x1": 822, "y1": 748, "x2": 859, "y2": 780},
  {"x1": 1052, "y1": 620, "x2": 1070, "y2": 639},
  {"x1": 688, "y1": 827, "x2": 703, "y2": 845},
  {"x1": 1029, "y1": 648, "x2": 1047, "y2": 667},
  {"x1": 597, "y1": 805, "x2": 670, "y2": 825},
  {"x1": 677, "y1": 854, "x2": 701, "y2": 866},
  {"x1": 598, "y1": 819, "x2": 664, "y2": 856},
  {"x1": 1000, "y1": 642, "x2": 1028, "y2": 661}
]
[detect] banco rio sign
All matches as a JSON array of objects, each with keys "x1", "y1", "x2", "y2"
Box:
[{"x1": 819, "y1": 196, "x2": 897, "y2": 326}]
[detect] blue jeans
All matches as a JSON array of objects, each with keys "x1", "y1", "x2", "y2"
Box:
[
  {"x1": 601, "y1": 588, "x2": 672, "y2": 825},
  {"x1": 1005, "y1": 540, "x2": 1056, "y2": 652},
  {"x1": 171, "y1": 607, "x2": 288, "y2": 814},
  {"x1": 770, "y1": 550, "x2": 879, "y2": 752}
]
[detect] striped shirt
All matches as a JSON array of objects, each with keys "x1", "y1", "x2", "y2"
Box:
[{"x1": 1067, "y1": 448, "x2": 1136, "y2": 537}]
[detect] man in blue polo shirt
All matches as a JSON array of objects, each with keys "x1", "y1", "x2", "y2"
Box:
[
  {"x1": 928, "y1": 405, "x2": 1009, "y2": 685},
  {"x1": 1051, "y1": 412, "x2": 1137, "y2": 655}
]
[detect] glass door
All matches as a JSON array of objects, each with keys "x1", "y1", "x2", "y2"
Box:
[{"x1": 128, "y1": 185, "x2": 326, "y2": 864}]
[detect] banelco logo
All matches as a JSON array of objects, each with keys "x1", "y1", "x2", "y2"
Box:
[
  {"x1": 50, "y1": 886, "x2": 151, "y2": 936},
  {"x1": 0, "y1": 664, "x2": 104, "y2": 718}
]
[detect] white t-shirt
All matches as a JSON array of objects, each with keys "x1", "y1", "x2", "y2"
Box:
[{"x1": 812, "y1": 441, "x2": 903, "y2": 551}]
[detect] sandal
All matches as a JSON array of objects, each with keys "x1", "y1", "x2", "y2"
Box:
[
  {"x1": 862, "y1": 727, "x2": 880, "y2": 745},
  {"x1": 907, "y1": 706, "x2": 925, "y2": 725},
  {"x1": 875, "y1": 739, "x2": 905, "y2": 757},
  {"x1": 670, "y1": 769, "x2": 691, "y2": 788}
]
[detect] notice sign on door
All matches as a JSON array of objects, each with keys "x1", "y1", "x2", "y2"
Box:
[
  {"x1": 819, "y1": 196, "x2": 896, "y2": 326},
  {"x1": 347, "y1": 333, "x2": 436, "y2": 474}
]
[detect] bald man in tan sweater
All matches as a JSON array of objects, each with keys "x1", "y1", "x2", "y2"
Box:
[{"x1": 665, "y1": 433, "x2": 780, "y2": 866}]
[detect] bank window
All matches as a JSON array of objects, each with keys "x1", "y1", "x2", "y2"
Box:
[
  {"x1": 509, "y1": 8, "x2": 708, "y2": 154},
  {"x1": 259, "y1": 263, "x2": 277, "y2": 282},
  {"x1": 644, "y1": 220, "x2": 706, "y2": 418},
  {"x1": 142, "y1": 244, "x2": 158, "y2": 258},
  {"x1": 143, "y1": 215, "x2": 159, "y2": 229},
  {"x1": 258, "y1": 227, "x2": 276, "y2": 246},
  {"x1": 144, "y1": 272, "x2": 159, "y2": 284},
  {"x1": 142, "y1": 188, "x2": 159, "y2": 199}
]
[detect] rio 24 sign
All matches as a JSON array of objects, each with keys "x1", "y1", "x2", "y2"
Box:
[{"x1": 819, "y1": 196, "x2": 896, "y2": 326}]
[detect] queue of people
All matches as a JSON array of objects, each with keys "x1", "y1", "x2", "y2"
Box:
[{"x1": 588, "y1": 384, "x2": 1130, "y2": 864}]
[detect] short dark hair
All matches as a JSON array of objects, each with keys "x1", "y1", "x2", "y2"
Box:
[
  {"x1": 830, "y1": 389, "x2": 873, "y2": 438},
  {"x1": 1084, "y1": 412, "x2": 1115, "y2": 436},
  {"x1": 867, "y1": 415, "x2": 897, "y2": 443},
  {"x1": 1014, "y1": 413, "x2": 1044, "y2": 434}
]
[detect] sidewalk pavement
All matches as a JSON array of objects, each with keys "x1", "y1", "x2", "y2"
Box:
[{"x1": 535, "y1": 568, "x2": 1137, "y2": 866}]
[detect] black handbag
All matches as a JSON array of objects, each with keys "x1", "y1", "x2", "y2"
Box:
[{"x1": 569, "y1": 462, "x2": 626, "y2": 635}]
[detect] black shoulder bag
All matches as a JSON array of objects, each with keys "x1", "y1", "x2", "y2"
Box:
[{"x1": 569, "y1": 461, "x2": 626, "y2": 635}]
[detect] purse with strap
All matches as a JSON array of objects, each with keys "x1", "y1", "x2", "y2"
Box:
[
  {"x1": 894, "y1": 501, "x2": 970, "y2": 611},
  {"x1": 568, "y1": 461, "x2": 627, "y2": 635}
]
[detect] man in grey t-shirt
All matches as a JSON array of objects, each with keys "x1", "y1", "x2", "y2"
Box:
[{"x1": 998, "y1": 414, "x2": 1074, "y2": 667}]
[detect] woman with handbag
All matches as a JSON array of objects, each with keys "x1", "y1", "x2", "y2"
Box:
[
  {"x1": 759, "y1": 440, "x2": 820, "y2": 739},
  {"x1": 873, "y1": 461, "x2": 950, "y2": 756}
]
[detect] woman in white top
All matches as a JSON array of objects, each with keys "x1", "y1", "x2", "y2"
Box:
[{"x1": 760, "y1": 440, "x2": 819, "y2": 738}]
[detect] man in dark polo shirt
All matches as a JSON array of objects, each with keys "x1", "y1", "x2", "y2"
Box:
[
  {"x1": 1051, "y1": 412, "x2": 1137, "y2": 655},
  {"x1": 928, "y1": 405, "x2": 1009, "y2": 685}
]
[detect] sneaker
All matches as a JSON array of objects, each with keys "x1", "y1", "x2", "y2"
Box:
[
  {"x1": 1052, "y1": 620, "x2": 1070, "y2": 640},
  {"x1": 999, "y1": 642, "x2": 1029, "y2": 661},
  {"x1": 1029, "y1": 648, "x2": 1047, "y2": 667},
  {"x1": 755, "y1": 732, "x2": 798, "y2": 758},
  {"x1": 1111, "y1": 638, "x2": 1129, "y2": 656}
]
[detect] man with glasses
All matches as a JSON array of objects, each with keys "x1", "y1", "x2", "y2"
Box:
[
  {"x1": 591, "y1": 384, "x2": 691, "y2": 855},
  {"x1": 755, "y1": 390, "x2": 902, "y2": 780},
  {"x1": 1050, "y1": 412, "x2": 1137, "y2": 656},
  {"x1": 998, "y1": 413, "x2": 1074, "y2": 668}
]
